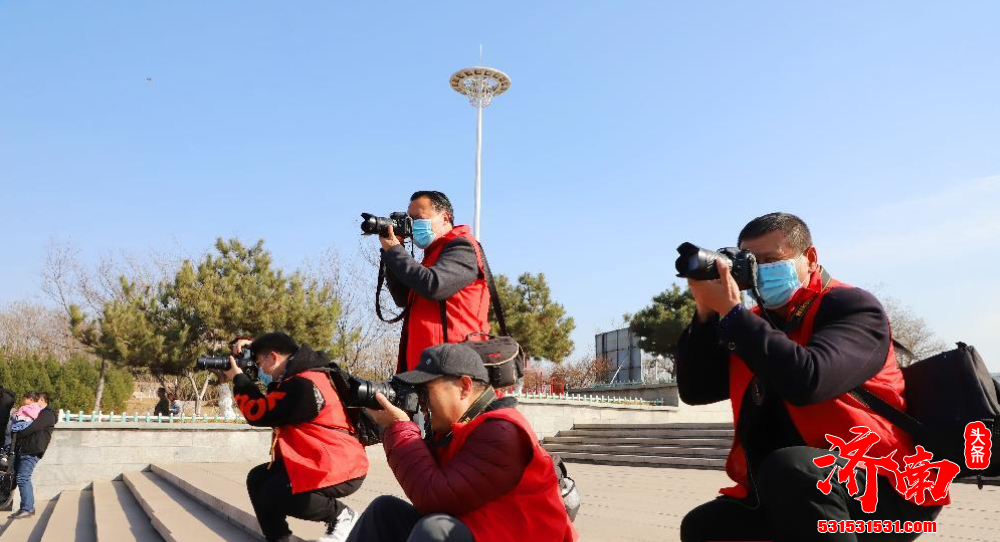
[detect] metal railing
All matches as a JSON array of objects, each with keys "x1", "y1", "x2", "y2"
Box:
[
  {"x1": 56, "y1": 393, "x2": 665, "y2": 424},
  {"x1": 58, "y1": 410, "x2": 246, "y2": 424},
  {"x1": 513, "y1": 392, "x2": 663, "y2": 406}
]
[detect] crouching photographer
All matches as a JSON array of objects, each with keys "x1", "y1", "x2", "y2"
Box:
[
  {"x1": 223, "y1": 333, "x2": 369, "y2": 542},
  {"x1": 675, "y1": 213, "x2": 944, "y2": 541},
  {"x1": 346, "y1": 343, "x2": 576, "y2": 542}
]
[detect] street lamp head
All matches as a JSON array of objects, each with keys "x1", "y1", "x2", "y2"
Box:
[{"x1": 450, "y1": 66, "x2": 511, "y2": 108}]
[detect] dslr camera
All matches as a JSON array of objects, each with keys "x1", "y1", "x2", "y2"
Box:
[
  {"x1": 346, "y1": 375, "x2": 420, "y2": 416},
  {"x1": 360, "y1": 212, "x2": 412, "y2": 238},
  {"x1": 675, "y1": 242, "x2": 758, "y2": 291},
  {"x1": 195, "y1": 347, "x2": 259, "y2": 382}
]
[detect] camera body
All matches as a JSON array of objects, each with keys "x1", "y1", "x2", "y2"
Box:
[
  {"x1": 675, "y1": 242, "x2": 758, "y2": 291},
  {"x1": 195, "y1": 348, "x2": 259, "y2": 382},
  {"x1": 360, "y1": 212, "x2": 413, "y2": 238},
  {"x1": 346, "y1": 375, "x2": 420, "y2": 416}
]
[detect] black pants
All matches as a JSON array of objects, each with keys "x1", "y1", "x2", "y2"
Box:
[
  {"x1": 680, "y1": 447, "x2": 942, "y2": 542},
  {"x1": 247, "y1": 460, "x2": 365, "y2": 541},
  {"x1": 345, "y1": 495, "x2": 474, "y2": 542}
]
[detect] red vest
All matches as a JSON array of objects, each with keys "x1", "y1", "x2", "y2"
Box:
[
  {"x1": 721, "y1": 270, "x2": 948, "y2": 507},
  {"x1": 273, "y1": 371, "x2": 369, "y2": 494},
  {"x1": 436, "y1": 408, "x2": 577, "y2": 542},
  {"x1": 400, "y1": 225, "x2": 490, "y2": 372}
]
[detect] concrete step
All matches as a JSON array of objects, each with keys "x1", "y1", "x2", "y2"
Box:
[
  {"x1": 557, "y1": 429, "x2": 734, "y2": 439},
  {"x1": 92, "y1": 481, "x2": 163, "y2": 542},
  {"x1": 552, "y1": 451, "x2": 726, "y2": 470},
  {"x1": 150, "y1": 463, "x2": 325, "y2": 542},
  {"x1": 572, "y1": 423, "x2": 733, "y2": 430},
  {"x1": 543, "y1": 443, "x2": 729, "y2": 458},
  {"x1": 39, "y1": 489, "x2": 95, "y2": 542},
  {"x1": 0, "y1": 499, "x2": 57, "y2": 542},
  {"x1": 122, "y1": 471, "x2": 256, "y2": 542},
  {"x1": 543, "y1": 436, "x2": 732, "y2": 448}
]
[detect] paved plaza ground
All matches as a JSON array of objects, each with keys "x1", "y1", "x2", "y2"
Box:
[{"x1": 214, "y1": 450, "x2": 999, "y2": 541}]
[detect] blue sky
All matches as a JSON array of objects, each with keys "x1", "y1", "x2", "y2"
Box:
[{"x1": 2, "y1": 2, "x2": 998, "y2": 370}]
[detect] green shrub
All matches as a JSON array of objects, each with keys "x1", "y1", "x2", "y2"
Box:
[{"x1": 0, "y1": 352, "x2": 134, "y2": 412}]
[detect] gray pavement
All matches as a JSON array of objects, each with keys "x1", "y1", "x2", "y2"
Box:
[{"x1": 207, "y1": 448, "x2": 1000, "y2": 542}]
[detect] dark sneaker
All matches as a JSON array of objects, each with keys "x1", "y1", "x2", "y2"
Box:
[{"x1": 9, "y1": 509, "x2": 34, "y2": 519}]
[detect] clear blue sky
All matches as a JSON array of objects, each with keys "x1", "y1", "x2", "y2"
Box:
[{"x1": 2, "y1": 2, "x2": 998, "y2": 370}]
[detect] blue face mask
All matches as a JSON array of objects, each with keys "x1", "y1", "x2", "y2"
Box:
[
  {"x1": 257, "y1": 366, "x2": 273, "y2": 387},
  {"x1": 755, "y1": 257, "x2": 804, "y2": 309},
  {"x1": 412, "y1": 218, "x2": 436, "y2": 249}
]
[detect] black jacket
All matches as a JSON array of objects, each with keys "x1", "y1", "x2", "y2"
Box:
[
  {"x1": 0, "y1": 387, "x2": 14, "y2": 439},
  {"x1": 16, "y1": 407, "x2": 57, "y2": 457},
  {"x1": 381, "y1": 239, "x2": 480, "y2": 308},
  {"x1": 677, "y1": 285, "x2": 891, "y2": 470},
  {"x1": 233, "y1": 346, "x2": 337, "y2": 428}
]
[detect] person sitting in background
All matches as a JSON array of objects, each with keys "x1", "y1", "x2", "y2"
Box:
[
  {"x1": 153, "y1": 387, "x2": 170, "y2": 416},
  {"x1": 169, "y1": 393, "x2": 183, "y2": 416}
]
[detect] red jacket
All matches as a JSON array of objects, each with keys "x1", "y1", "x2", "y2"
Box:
[
  {"x1": 234, "y1": 347, "x2": 369, "y2": 494},
  {"x1": 438, "y1": 408, "x2": 577, "y2": 542},
  {"x1": 721, "y1": 271, "x2": 948, "y2": 507},
  {"x1": 401, "y1": 225, "x2": 490, "y2": 372},
  {"x1": 383, "y1": 402, "x2": 576, "y2": 542},
  {"x1": 272, "y1": 371, "x2": 369, "y2": 494}
]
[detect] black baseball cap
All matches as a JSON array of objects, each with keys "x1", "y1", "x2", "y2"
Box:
[{"x1": 395, "y1": 343, "x2": 490, "y2": 385}]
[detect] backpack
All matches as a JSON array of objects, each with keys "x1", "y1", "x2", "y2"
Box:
[{"x1": 851, "y1": 341, "x2": 1000, "y2": 486}]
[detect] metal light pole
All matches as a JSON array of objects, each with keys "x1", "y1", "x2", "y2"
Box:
[{"x1": 450, "y1": 66, "x2": 511, "y2": 241}]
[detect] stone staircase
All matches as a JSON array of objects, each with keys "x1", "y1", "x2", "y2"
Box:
[
  {"x1": 0, "y1": 463, "x2": 334, "y2": 542},
  {"x1": 542, "y1": 422, "x2": 734, "y2": 469},
  {"x1": 542, "y1": 422, "x2": 999, "y2": 487}
]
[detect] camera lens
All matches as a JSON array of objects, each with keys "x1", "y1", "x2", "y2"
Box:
[{"x1": 195, "y1": 356, "x2": 231, "y2": 371}]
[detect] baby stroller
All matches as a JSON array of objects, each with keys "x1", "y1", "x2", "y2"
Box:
[{"x1": 0, "y1": 433, "x2": 17, "y2": 511}]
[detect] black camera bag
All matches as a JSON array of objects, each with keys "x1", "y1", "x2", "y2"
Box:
[{"x1": 850, "y1": 342, "x2": 1000, "y2": 484}]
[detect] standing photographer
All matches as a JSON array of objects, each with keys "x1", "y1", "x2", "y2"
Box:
[
  {"x1": 676, "y1": 213, "x2": 944, "y2": 541},
  {"x1": 226, "y1": 332, "x2": 368, "y2": 542},
  {"x1": 346, "y1": 343, "x2": 576, "y2": 542},
  {"x1": 377, "y1": 191, "x2": 490, "y2": 374}
]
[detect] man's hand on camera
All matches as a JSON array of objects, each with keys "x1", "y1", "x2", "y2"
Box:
[
  {"x1": 223, "y1": 356, "x2": 243, "y2": 382},
  {"x1": 379, "y1": 225, "x2": 403, "y2": 251},
  {"x1": 688, "y1": 258, "x2": 742, "y2": 322},
  {"x1": 231, "y1": 338, "x2": 252, "y2": 357},
  {"x1": 366, "y1": 392, "x2": 410, "y2": 429}
]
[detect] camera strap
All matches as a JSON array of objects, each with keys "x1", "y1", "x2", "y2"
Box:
[
  {"x1": 475, "y1": 241, "x2": 509, "y2": 336},
  {"x1": 457, "y1": 387, "x2": 498, "y2": 424},
  {"x1": 376, "y1": 260, "x2": 407, "y2": 324},
  {"x1": 780, "y1": 267, "x2": 833, "y2": 333}
]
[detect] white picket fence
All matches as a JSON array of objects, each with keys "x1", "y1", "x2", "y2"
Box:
[
  {"x1": 58, "y1": 410, "x2": 245, "y2": 424},
  {"x1": 56, "y1": 393, "x2": 662, "y2": 425},
  {"x1": 513, "y1": 391, "x2": 663, "y2": 406}
]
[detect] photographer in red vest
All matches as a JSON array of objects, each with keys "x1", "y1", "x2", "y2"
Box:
[
  {"x1": 346, "y1": 343, "x2": 576, "y2": 542},
  {"x1": 677, "y1": 213, "x2": 945, "y2": 541},
  {"x1": 378, "y1": 191, "x2": 490, "y2": 374},
  {"x1": 226, "y1": 333, "x2": 369, "y2": 542}
]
